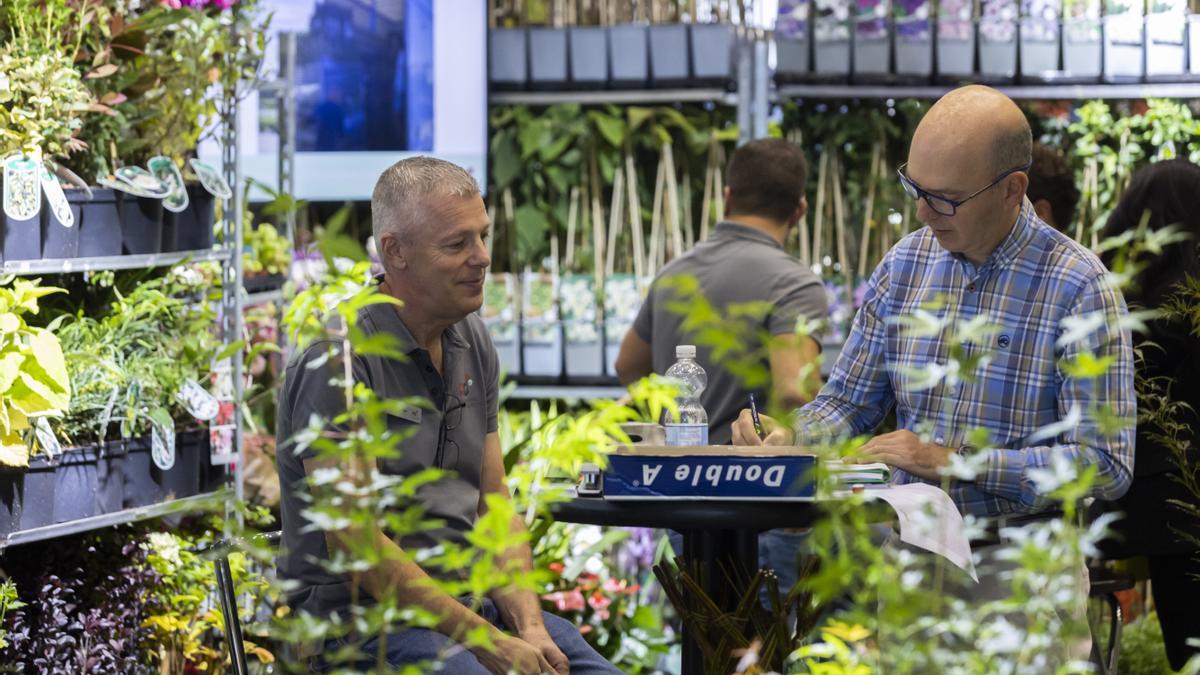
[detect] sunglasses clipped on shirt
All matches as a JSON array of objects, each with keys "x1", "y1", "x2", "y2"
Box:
[{"x1": 897, "y1": 161, "x2": 1032, "y2": 217}]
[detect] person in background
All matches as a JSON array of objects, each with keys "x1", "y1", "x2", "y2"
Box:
[
  {"x1": 276, "y1": 157, "x2": 619, "y2": 674},
  {"x1": 614, "y1": 137, "x2": 828, "y2": 599},
  {"x1": 733, "y1": 86, "x2": 1135, "y2": 658},
  {"x1": 1097, "y1": 159, "x2": 1200, "y2": 670},
  {"x1": 1026, "y1": 142, "x2": 1080, "y2": 233}
]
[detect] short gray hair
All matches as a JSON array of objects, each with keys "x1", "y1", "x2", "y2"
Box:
[
  {"x1": 991, "y1": 122, "x2": 1033, "y2": 175},
  {"x1": 371, "y1": 156, "x2": 480, "y2": 245}
]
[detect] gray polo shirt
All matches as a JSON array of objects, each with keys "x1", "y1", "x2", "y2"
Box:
[
  {"x1": 633, "y1": 221, "x2": 827, "y2": 444},
  {"x1": 276, "y1": 300, "x2": 499, "y2": 617}
]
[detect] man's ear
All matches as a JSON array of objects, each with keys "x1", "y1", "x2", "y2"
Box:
[
  {"x1": 722, "y1": 185, "x2": 732, "y2": 218},
  {"x1": 792, "y1": 196, "x2": 808, "y2": 225},
  {"x1": 1032, "y1": 198, "x2": 1056, "y2": 229},
  {"x1": 1006, "y1": 172, "x2": 1030, "y2": 208},
  {"x1": 379, "y1": 231, "x2": 408, "y2": 270}
]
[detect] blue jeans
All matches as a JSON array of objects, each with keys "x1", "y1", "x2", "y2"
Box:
[{"x1": 319, "y1": 598, "x2": 620, "y2": 673}]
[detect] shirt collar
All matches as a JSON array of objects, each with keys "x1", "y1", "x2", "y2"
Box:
[
  {"x1": 714, "y1": 220, "x2": 785, "y2": 251},
  {"x1": 949, "y1": 198, "x2": 1039, "y2": 273},
  {"x1": 364, "y1": 277, "x2": 471, "y2": 356}
]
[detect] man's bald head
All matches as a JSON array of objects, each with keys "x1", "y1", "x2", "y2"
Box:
[{"x1": 916, "y1": 85, "x2": 1032, "y2": 176}]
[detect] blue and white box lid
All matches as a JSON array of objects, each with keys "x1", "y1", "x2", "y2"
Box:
[{"x1": 602, "y1": 446, "x2": 817, "y2": 501}]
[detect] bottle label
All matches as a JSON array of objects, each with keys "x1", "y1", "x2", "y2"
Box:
[{"x1": 665, "y1": 424, "x2": 708, "y2": 447}]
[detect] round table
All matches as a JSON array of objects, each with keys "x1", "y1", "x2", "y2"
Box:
[{"x1": 550, "y1": 497, "x2": 821, "y2": 674}]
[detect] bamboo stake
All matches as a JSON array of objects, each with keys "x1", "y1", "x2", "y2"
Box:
[
  {"x1": 624, "y1": 150, "x2": 646, "y2": 280},
  {"x1": 798, "y1": 207, "x2": 810, "y2": 266},
  {"x1": 564, "y1": 186, "x2": 579, "y2": 269},
  {"x1": 713, "y1": 143, "x2": 726, "y2": 238},
  {"x1": 812, "y1": 148, "x2": 829, "y2": 272},
  {"x1": 648, "y1": 153, "x2": 666, "y2": 277},
  {"x1": 503, "y1": 187, "x2": 517, "y2": 273},
  {"x1": 699, "y1": 136, "x2": 715, "y2": 241},
  {"x1": 486, "y1": 201, "x2": 497, "y2": 263},
  {"x1": 857, "y1": 141, "x2": 881, "y2": 279},
  {"x1": 605, "y1": 166, "x2": 625, "y2": 278},
  {"x1": 664, "y1": 142, "x2": 684, "y2": 259},
  {"x1": 681, "y1": 161, "x2": 694, "y2": 245},
  {"x1": 589, "y1": 147, "x2": 606, "y2": 289},
  {"x1": 832, "y1": 153, "x2": 851, "y2": 294}
]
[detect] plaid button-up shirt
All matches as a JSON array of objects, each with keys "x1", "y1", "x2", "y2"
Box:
[{"x1": 801, "y1": 202, "x2": 1135, "y2": 517}]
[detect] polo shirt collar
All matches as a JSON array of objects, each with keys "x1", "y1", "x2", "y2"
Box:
[
  {"x1": 714, "y1": 220, "x2": 785, "y2": 251},
  {"x1": 364, "y1": 279, "x2": 471, "y2": 356}
]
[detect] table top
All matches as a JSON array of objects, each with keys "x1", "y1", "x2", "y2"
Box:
[{"x1": 549, "y1": 497, "x2": 820, "y2": 531}]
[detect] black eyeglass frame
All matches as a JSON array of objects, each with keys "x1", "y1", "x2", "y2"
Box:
[
  {"x1": 897, "y1": 161, "x2": 1033, "y2": 217},
  {"x1": 435, "y1": 393, "x2": 467, "y2": 470}
]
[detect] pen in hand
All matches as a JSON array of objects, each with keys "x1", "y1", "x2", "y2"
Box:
[{"x1": 748, "y1": 393, "x2": 765, "y2": 440}]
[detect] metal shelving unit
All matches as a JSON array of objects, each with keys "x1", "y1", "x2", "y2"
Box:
[
  {"x1": 507, "y1": 385, "x2": 626, "y2": 400},
  {"x1": 490, "y1": 88, "x2": 739, "y2": 106},
  {"x1": 775, "y1": 82, "x2": 1200, "y2": 101},
  {"x1": 1, "y1": 491, "x2": 228, "y2": 551},
  {"x1": 3, "y1": 249, "x2": 232, "y2": 276}
]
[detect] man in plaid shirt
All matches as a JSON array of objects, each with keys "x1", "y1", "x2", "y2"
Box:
[{"x1": 733, "y1": 85, "x2": 1135, "y2": 519}]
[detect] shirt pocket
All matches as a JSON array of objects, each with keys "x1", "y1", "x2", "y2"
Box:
[{"x1": 379, "y1": 411, "x2": 437, "y2": 477}]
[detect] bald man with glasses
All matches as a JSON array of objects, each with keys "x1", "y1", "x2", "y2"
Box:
[{"x1": 732, "y1": 86, "x2": 1134, "y2": 656}]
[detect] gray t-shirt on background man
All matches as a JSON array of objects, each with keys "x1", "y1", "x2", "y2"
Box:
[
  {"x1": 276, "y1": 299, "x2": 500, "y2": 618},
  {"x1": 633, "y1": 221, "x2": 827, "y2": 444}
]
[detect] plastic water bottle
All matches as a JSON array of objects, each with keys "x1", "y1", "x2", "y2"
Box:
[{"x1": 663, "y1": 345, "x2": 708, "y2": 446}]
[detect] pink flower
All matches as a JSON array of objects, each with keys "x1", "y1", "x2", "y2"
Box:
[
  {"x1": 548, "y1": 562, "x2": 565, "y2": 575},
  {"x1": 542, "y1": 589, "x2": 586, "y2": 612},
  {"x1": 160, "y1": 0, "x2": 182, "y2": 7},
  {"x1": 212, "y1": 0, "x2": 236, "y2": 8},
  {"x1": 587, "y1": 590, "x2": 611, "y2": 612}
]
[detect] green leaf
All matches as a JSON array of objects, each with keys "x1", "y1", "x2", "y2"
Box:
[
  {"x1": 589, "y1": 111, "x2": 626, "y2": 147},
  {"x1": 491, "y1": 131, "x2": 521, "y2": 188},
  {"x1": 0, "y1": 351, "x2": 23, "y2": 395},
  {"x1": 28, "y1": 329, "x2": 69, "y2": 396},
  {"x1": 514, "y1": 204, "x2": 549, "y2": 264},
  {"x1": 0, "y1": 433, "x2": 28, "y2": 469}
]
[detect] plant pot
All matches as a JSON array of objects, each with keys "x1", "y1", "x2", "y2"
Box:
[
  {"x1": 609, "y1": 24, "x2": 650, "y2": 86},
  {"x1": 158, "y1": 429, "x2": 203, "y2": 500},
  {"x1": 1062, "y1": 19, "x2": 1102, "y2": 79},
  {"x1": 487, "y1": 319, "x2": 519, "y2": 377},
  {"x1": 96, "y1": 441, "x2": 125, "y2": 515},
  {"x1": 1, "y1": 174, "x2": 44, "y2": 261},
  {"x1": 1103, "y1": 14, "x2": 1145, "y2": 81},
  {"x1": 18, "y1": 455, "x2": 56, "y2": 531},
  {"x1": 70, "y1": 187, "x2": 122, "y2": 258},
  {"x1": 490, "y1": 27, "x2": 528, "y2": 89},
  {"x1": 1020, "y1": 34, "x2": 1060, "y2": 80},
  {"x1": 853, "y1": 0, "x2": 891, "y2": 80},
  {"x1": 121, "y1": 436, "x2": 166, "y2": 508},
  {"x1": 115, "y1": 192, "x2": 163, "y2": 255},
  {"x1": 895, "y1": 14, "x2": 933, "y2": 79},
  {"x1": 41, "y1": 200, "x2": 78, "y2": 260},
  {"x1": 529, "y1": 27, "x2": 569, "y2": 88},
  {"x1": 53, "y1": 446, "x2": 100, "y2": 523},
  {"x1": 244, "y1": 272, "x2": 286, "y2": 294},
  {"x1": 164, "y1": 184, "x2": 216, "y2": 252},
  {"x1": 521, "y1": 320, "x2": 563, "y2": 378},
  {"x1": 691, "y1": 23, "x2": 736, "y2": 84},
  {"x1": 775, "y1": 0, "x2": 812, "y2": 82},
  {"x1": 564, "y1": 322, "x2": 603, "y2": 378},
  {"x1": 1190, "y1": 15, "x2": 1200, "y2": 76},
  {"x1": 1145, "y1": 12, "x2": 1186, "y2": 77},
  {"x1": 603, "y1": 320, "x2": 630, "y2": 379},
  {"x1": 814, "y1": 1, "x2": 853, "y2": 79},
  {"x1": 648, "y1": 23, "x2": 691, "y2": 86},
  {"x1": 569, "y1": 26, "x2": 609, "y2": 86}
]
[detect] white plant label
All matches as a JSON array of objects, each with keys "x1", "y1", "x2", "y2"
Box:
[
  {"x1": 188, "y1": 158, "x2": 232, "y2": 200},
  {"x1": 151, "y1": 420, "x2": 176, "y2": 471},
  {"x1": 114, "y1": 166, "x2": 171, "y2": 198},
  {"x1": 40, "y1": 169, "x2": 74, "y2": 227},
  {"x1": 177, "y1": 379, "x2": 219, "y2": 421},
  {"x1": 3, "y1": 155, "x2": 41, "y2": 221},
  {"x1": 148, "y1": 156, "x2": 189, "y2": 213},
  {"x1": 34, "y1": 417, "x2": 62, "y2": 461}
]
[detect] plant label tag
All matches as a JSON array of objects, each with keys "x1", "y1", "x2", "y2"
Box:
[
  {"x1": 98, "y1": 385, "x2": 118, "y2": 438},
  {"x1": 148, "y1": 156, "x2": 189, "y2": 213},
  {"x1": 114, "y1": 166, "x2": 172, "y2": 198},
  {"x1": 40, "y1": 169, "x2": 74, "y2": 227},
  {"x1": 98, "y1": 176, "x2": 162, "y2": 199},
  {"x1": 34, "y1": 417, "x2": 62, "y2": 461},
  {"x1": 151, "y1": 420, "x2": 176, "y2": 471},
  {"x1": 3, "y1": 155, "x2": 41, "y2": 221},
  {"x1": 177, "y1": 379, "x2": 219, "y2": 421},
  {"x1": 211, "y1": 360, "x2": 234, "y2": 400},
  {"x1": 188, "y1": 159, "x2": 232, "y2": 200}
]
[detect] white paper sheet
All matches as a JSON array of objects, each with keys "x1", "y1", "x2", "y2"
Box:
[{"x1": 853, "y1": 482, "x2": 978, "y2": 582}]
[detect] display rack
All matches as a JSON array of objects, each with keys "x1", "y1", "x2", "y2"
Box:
[
  {"x1": 775, "y1": 82, "x2": 1200, "y2": 101},
  {"x1": 507, "y1": 385, "x2": 627, "y2": 400},
  {"x1": 1, "y1": 492, "x2": 228, "y2": 551},
  {"x1": 490, "y1": 88, "x2": 739, "y2": 106},
  {"x1": 3, "y1": 249, "x2": 232, "y2": 276}
]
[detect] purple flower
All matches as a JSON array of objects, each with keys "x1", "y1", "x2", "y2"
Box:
[{"x1": 212, "y1": 0, "x2": 237, "y2": 8}]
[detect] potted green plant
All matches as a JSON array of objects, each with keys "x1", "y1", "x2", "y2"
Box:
[
  {"x1": 648, "y1": 1, "x2": 691, "y2": 86},
  {"x1": 936, "y1": 0, "x2": 976, "y2": 80},
  {"x1": 0, "y1": 278, "x2": 71, "y2": 535},
  {"x1": 1019, "y1": 0, "x2": 1062, "y2": 80},
  {"x1": 529, "y1": 2, "x2": 570, "y2": 89},
  {"x1": 1063, "y1": 0, "x2": 1102, "y2": 80},
  {"x1": 1104, "y1": 0, "x2": 1146, "y2": 81},
  {"x1": 568, "y1": 2, "x2": 609, "y2": 87},
  {"x1": 894, "y1": 0, "x2": 934, "y2": 80},
  {"x1": 690, "y1": 6, "x2": 737, "y2": 85},
  {"x1": 979, "y1": 0, "x2": 1019, "y2": 81},
  {"x1": 1145, "y1": 0, "x2": 1187, "y2": 78},
  {"x1": 491, "y1": 1, "x2": 530, "y2": 89},
  {"x1": 0, "y1": 1, "x2": 95, "y2": 262},
  {"x1": 814, "y1": 0, "x2": 853, "y2": 77},
  {"x1": 853, "y1": 0, "x2": 891, "y2": 81}
]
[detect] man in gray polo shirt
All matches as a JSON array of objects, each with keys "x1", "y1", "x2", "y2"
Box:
[
  {"x1": 613, "y1": 138, "x2": 827, "y2": 597},
  {"x1": 276, "y1": 157, "x2": 618, "y2": 674},
  {"x1": 615, "y1": 137, "x2": 827, "y2": 440}
]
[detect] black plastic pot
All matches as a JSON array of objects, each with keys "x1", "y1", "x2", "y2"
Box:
[
  {"x1": 121, "y1": 435, "x2": 165, "y2": 508},
  {"x1": 1, "y1": 179, "x2": 43, "y2": 262},
  {"x1": 690, "y1": 23, "x2": 736, "y2": 84},
  {"x1": 159, "y1": 429, "x2": 204, "y2": 500},
  {"x1": 489, "y1": 27, "x2": 529, "y2": 89},
  {"x1": 21, "y1": 455, "x2": 57, "y2": 531},
  {"x1": 71, "y1": 187, "x2": 122, "y2": 258},
  {"x1": 244, "y1": 272, "x2": 286, "y2": 294},
  {"x1": 54, "y1": 446, "x2": 100, "y2": 523},
  {"x1": 116, "y1": 192, "x2": 163, "y2": 254},
  {"x1": 165, "y1": 184, "x2": 216, "y2": 252},
  {"x1": 41, "y1": 199, "x2": 79, "y2": 259},
  {"x1": 0, "y1": 468, "x2": 23, "y2": 537},
  {"x1": 96, "y1": 441, "x2": 125, "y2": 515},
  {"x1": 529, "y1": 27, "x2": 569, "y2": 88}
]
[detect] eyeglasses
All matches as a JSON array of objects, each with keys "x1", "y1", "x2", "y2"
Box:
[
  {"x1": 897, "y1": 161, "x2": 1032, "y2": 217},
  {"x1": 435, "y1": 393, "x2": 466, "y2": 470}
]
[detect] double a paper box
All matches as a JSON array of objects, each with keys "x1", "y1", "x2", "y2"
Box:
[{"x1": 602, "y1": 446, "x2": 817, "y2": 501}]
